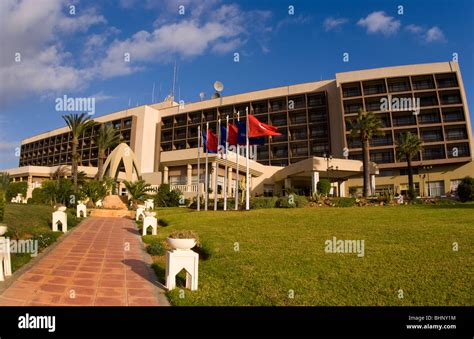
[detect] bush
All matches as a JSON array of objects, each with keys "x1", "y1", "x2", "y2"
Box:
[
  {"x1": 348, "y1": 187, "x2": 358, "y2": 197},
  {"x1": 317, "y1": 179, "x2": 331, "y2": 195},
  {"x1": 250, "y1": 197, "x2": 278, "y2": 209},
  {"x1": 0, "y1": 193, "x2": 4, "y2": 222},
  {"x1": 81, "y1": 179, "x2": 108, "y2": 205},
  {"x1": 154, "y1": 184, "x2": 182, "y2": 207},
  {"x1": 5, "y1": 181, "x2": 28, "y2": 201},
  {"x1": 32, "y1": 231, "x2": 62, "y2": 249},
  {"x1": 457, "y1": 176, "x2": 474, "y2": 202},
  {"x1": 67, "y1": 211, "x2": 80, "y2": 227},
  {"x1": 294, "y1": 195, "x2": 308, "y2": 207},
  {"x1": 276, "y1": 196, "x2": 296, "y2": 208},
  {"x1": 146, "y1": 241, "x2": 165, "y2": 256},
  {"x1": 31, "y1": 188, "x2": 49, "y2": 204},
  {"x1": 158, "y1": 218, "x2": 169, "y2": 227},
  {"x1": 332, "y1": 197, "x2": 356, "y2": 207}
]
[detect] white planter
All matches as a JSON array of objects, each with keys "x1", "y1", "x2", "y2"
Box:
[
  {"x1": 0, "y1": 225, "x2": 7, "y2": 236},
  {"x1": 144, "y1": 211, "x2": 156, "y2": 217},
  {"x1": 167, "y1": 237, "x2": 196, "y2": 251}
]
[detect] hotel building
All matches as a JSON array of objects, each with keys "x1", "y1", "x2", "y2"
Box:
[{"x1": 5, "y1": 61, "x2": 473, "y2": 199}]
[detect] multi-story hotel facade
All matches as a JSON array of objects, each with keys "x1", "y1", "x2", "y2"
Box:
[{"x1": 5, "y1": 62, "x2": 473, "y2": 200}]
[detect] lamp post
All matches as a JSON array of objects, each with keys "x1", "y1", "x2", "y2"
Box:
[
  {"x1": 422, "y1": 165, "x2": 433, "y2": 197},
  {"x1": 323, "y1": 153, "x2": 333, "y2": 196}
]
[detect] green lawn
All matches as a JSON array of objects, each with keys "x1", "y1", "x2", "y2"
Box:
[
  {"x1": 3, "y1": 204, "x2": 79, "y2": 272},
  {"x1": 146, "y1": 204, "x2": 474, "y2": 306}
]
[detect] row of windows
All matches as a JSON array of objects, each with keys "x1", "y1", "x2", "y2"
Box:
[
  {"x1": 161, "y1": 94, "x2": 327, "y2": 129},
  {"x1": 343, "y1": 90, "x2": 463, "y2": 114},
  {"x1": 348, "y1": 142, "x2": 470, "y2": 164},
  {"x1": 342, "y1": 73, "x2": 459, "y2": 98}
]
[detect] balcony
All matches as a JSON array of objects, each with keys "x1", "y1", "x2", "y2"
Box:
[
  {"x1": 442, "y1": 108, "x2": 464, "y2": 122},
  {"x1": 387, "y1": 77, "x2": 411, "y2": 92},
  {"x1": 423, "y1": 145, "x2": 445, "y2": 160},
  {"x1": 440, "y1": 91, "x2": 462, "y2": 105},
  {"x1": 363, "y1": 80, "x2": 386, "y2": 95},
  {"x1": 411, "y1": 75, "x2": 435, "y2": 90},
  {"x1": 445, "y1": 126, "x2": 467, "y2": 141},
  {"x1": 436, "y1": 73, "x2": 458, "y2": 88},
  {"x1": 420, "y1": 128, "x2": 444, "y2": 143},
  {"x1": 447, "y1": 143, "x2": 470, "y2": 158}
]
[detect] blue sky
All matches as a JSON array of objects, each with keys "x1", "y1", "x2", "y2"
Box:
[{"x1": 1, "y1": 0, "x2": 473, "y2": 168}]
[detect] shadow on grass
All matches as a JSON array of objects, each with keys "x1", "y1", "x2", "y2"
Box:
[
  {"x1": 151, "y1": 262, "x2": 186, "y2": 287},
  {"x1": 416, "y1": 203, "x2": 474, "y2": 209}
]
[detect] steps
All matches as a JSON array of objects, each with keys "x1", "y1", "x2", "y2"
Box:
[{"x1": 89, "y1": 209, "x2": 135, "y2": 218}]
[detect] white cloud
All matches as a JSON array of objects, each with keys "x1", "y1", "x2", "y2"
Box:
[
  {"x1": 0, "y1": 0, "x2": 105, "y2": 107},
  {"x1": 357, "y1": 11, "x2": 400, "y2": 36},
  {"x1": 425, "y1": 26, "x2": 446, "y2": 42},
  {"x1": 323, "y1": 17, "x2": 348, "y2": 31},
  {"x1": 405, "y1": 24, "x2": 447, "y2": 43}
]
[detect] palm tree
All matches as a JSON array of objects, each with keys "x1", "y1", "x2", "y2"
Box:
[
  {"x1": 94, "y1": 123, "x2": 120, "y2": 179},
  {"x1": 123, "y1": 180, "x2": 153, "y2": 208},
  {"x1": 62, "y1": 113, "x2": 96, "y2": 192},
  {"x1": 396, "y1": 132, "x2": 423, "y2": 199},
  {"x1": 347, "y1": 110, "x2": 384, "y2": 197},
  {"x1": 51, "y1": 165, "x2": 69, "y2": 181}
]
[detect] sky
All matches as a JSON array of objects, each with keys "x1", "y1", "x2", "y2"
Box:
[{"x1": 0, "y1": 0, "x2": 473, "y2": 169}]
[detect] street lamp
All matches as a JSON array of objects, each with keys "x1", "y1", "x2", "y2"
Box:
[
  {"x1": 422, "y1": 165, "x2": 433, "y2": 197},
  {"x1": 323, "y1": 153, "x2": 333, "y2": 196}
]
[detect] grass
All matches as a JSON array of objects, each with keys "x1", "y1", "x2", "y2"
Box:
[
  {"x1": 3, "y1": 203, "x2": 81, "y2": 272},
  {"x1": 146, "y1": 204, "x2": 474, "y2": 306}
]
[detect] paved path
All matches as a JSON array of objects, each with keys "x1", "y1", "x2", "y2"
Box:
[{"x1": 0, "y1": 217, "x2": 167, "y2": 306}]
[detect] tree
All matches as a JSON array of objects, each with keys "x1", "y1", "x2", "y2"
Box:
[
  {"x1": 347, "y1": 110, "x2": 384, "y2": 197},
  {"x1": 317, "y1": 179, "x2": 331, "y2": 195},
  {"x1": 154, "y1": 184, "x2": 181, "y2": 207},
  {"x1": 62, "y1": 113, "x2": 96, "y2": 192},
  {"x1": 94, "y1": 123, "x2": 120, "y2": 179},
  {"x1": 123, "y1": 180, "x2": 153, "y2": 207},
  {"x1": 457, "y1": 176, "x2": 474, "y2": 202},
  {"x1": 5, "y1": 181, "x2": 28, "y2": 201},
  {"x1": 81, "y1": 179, "x2": 108, "y2": 206},
  {"x1": 396, "y1": 132, "x2": 423, "y2": 199}
]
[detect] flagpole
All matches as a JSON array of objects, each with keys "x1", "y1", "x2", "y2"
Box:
[
  {"x1": 214, "y1": 119, "x2": 221, "y2": 211},
  {"x1": 235, "y1": 112, "x2": 240, "y2": 210},
  {"x1": 205, "y1": 122, "x2": 209, "y2": 211},
  {"x1": 197, "y1": 125, "x2": 201, "y2": 211},
  {"x1": 245, "y1": 106, "x2": 250, "y2": 211},
  {"x1": 223, "y1": 115, "x2": 229, "y2": 211}
]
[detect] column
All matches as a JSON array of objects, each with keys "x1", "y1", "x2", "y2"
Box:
[
  {"x1": 227, "y1": 167, "x2": 233, "y2": 196},
  {"x1": 27, "y1": 175, "x2": 33, "y2": 199},
  {"x1": 187, "y1": 164, "x2": 192, "y2": 188},
  {"x1": 284, "y1": 178, "x2": 292, "y2": 195},
  {"x1": 311, "y1": 171, "x2": 319, "y2": 195},
  {"x1": 163, "y1": 166, "x2": 169, "y2": 184},
  {"x1": 370, "y1": 174, "x2": 376, "y2": 196},
  {"x1": 338, "y1": 181, "x2": 345, "y2": 197}
]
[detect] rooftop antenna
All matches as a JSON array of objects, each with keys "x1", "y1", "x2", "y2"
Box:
[
  {"x1": 152, "y1": 82, "x2": 155, "y2": 103},
  {"x1": 199, "y1": 92, "x2": 205, "y2": 101},
  {"x1": 172, "y1": 60, "x2": 177, "y2": 99}
]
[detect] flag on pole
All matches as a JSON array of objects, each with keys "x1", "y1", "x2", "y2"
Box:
[
  {"x1": 220, "y1": 124, "x2": 238, "y2": 147},
  {"x1": 235, "y1": 113, "x2": 240, "y2": 210},
  {"x1": 247, "y1": 115, "x2": 281, "y2": 137},
  {"x1": 223, "y1": 116, "x2": 229, "y2": 211},
  {"x1": 202, "y1": 129, "x2": 218, "y2": 153},
  {"x1": 245, "y1": 108, "x2": 250, "y2": 211},
  {"x1": 236, "y1": 121, "x2": 265, "y2": 145},
  {"x1": 214, "y1": 119, "x2": 221, "y2": 211},
  {"x1": 197, "y1": 125, "x2": 201, "y2": 211},
  {"x1": 204, "y1": 123, "x2": 210, "y2": 211}
]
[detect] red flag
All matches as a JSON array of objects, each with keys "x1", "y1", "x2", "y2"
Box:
[
  {"x1": 228, "y1": 124, "x2": 238, "y2": 145},
  {"x1": 247, "y1": 115, "x2": 281, "y2": 137},
  {"x1": 206, "y1": 130, "x2": 218, "y2": 152}
]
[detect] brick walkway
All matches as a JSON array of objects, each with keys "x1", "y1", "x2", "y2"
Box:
[{"x1": 0, "y1": 217, "x2": 167, "y2": 306}]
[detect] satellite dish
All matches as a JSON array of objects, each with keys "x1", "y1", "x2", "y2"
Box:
[
  {"x1": 214, "y1": 81, "x2": 224, "y2": 92},
  {"x1": 199, "y1": 92, "x2": 205, "y2": 100}
]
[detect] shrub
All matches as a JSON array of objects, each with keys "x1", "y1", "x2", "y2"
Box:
[
  {"x1": 41, "y1": 179, "x2": 75, "y2": 206},
  {"x1": 158, "y1": 218, "x2": 169, "y2": 227},
  {"x1": 0, "y1": 192, "x2": 4, "y2": 222},
  {"x1": 154, "y1": 184, "x2": 182, "y2": 207},
  {"x1": 332, "y1": 197, "x2": 356, "y2": 207},
  {"x1": 67, "y1": 211, "x2": 80, "y2": 227},
  {"x1": 457, "y1": 176, "x2": 474, "y2": 202},
  {"x1": 317, "y1": 179, "x2": 331, "y2": 195},
  {"x1": 31, "y1": 188, "x2": 49, "y2": 204},
  {"x1": 33, "y1": 231, "x2": 62, "y2": 249},
  {"x1": 294, "y1": 195, "x2": 308, "y2": 207},
  {"x1": 194, "y1": 239, "x2": 212, "y2": 260},
  {"x1": 276, "y1": 196, "x2": 296, "y2": 208},
  {"x1": 249, "y1": 197, "x2": 278, "y2": 209},
  {"x1": 169, "y1": 230, "x2": 200, "y2": 245},
  {"x1": 81, "y1": 179, "x2": 108, "y2": 205},
  {"x1": 5, "y1": 181, "x2": 28, "y2": 201},
  {"x1": 348, "y1": 187, "x2": 358, "y2": 197},
  {"x1": 146, "y1": 241, "x2": 165, "y2": 256}
]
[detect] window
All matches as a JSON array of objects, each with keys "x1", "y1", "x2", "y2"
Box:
[
  {"x1": 445, "y1": 126, "x2": 467, "y2": 141},
  {"x1": 442, "y1": 108, "x2": 464, "y2": 122},
  {"x1": 387, "y1": 77, "x2": 411, "y2": 92},
  {"x1": 169, "y1": 176, "x2": 186, "y2": 185},
  {"x1": 428, "y1": 181, "x2": 445, "y2": 197},
  {"x1": 263, "y1": 185, "x2": 274, "y2": 197},
  {"x1": 436, "y1": 73, "x2": 458, "y2": 88}
]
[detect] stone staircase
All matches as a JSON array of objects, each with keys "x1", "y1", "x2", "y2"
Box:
[{"x1": 90, "y1": 195, "x2": 134, "y2": 218}]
